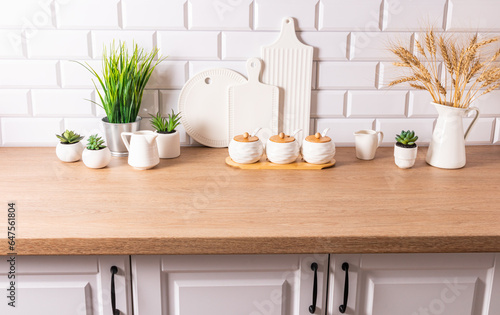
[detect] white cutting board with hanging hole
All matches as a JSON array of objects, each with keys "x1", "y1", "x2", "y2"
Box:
[
  {"x1": 261, "y1": 17, "x2": 314, "y2": 143},
  {"x1": 178, "y1": 68, "x2": 246, "y2": 147},
  {"x1": 228, "y1": 58, "x2": 279, "y2": 141}
]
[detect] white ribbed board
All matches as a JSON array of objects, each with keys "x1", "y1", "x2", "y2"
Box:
[{"x1": 261, "y1": 17, "x2": 314, "y2": 142}]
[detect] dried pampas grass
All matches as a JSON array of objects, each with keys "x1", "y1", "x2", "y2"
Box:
[{"x1": 389, "y1": 30, "x2": 500, "y2": 108}]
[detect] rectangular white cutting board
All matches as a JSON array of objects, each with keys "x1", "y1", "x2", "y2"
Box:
[
  {"x1": 229, "y1": 58, "x2": 279, "y2": 140},
  {"x1": 261, "y1": 17, "x2": 314, "y2": 142}
]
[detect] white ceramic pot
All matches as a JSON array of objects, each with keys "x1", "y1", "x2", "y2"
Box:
[
  {"x1": 156, "y1": 131, "x2": 180, "y2": 159},
  {"x1": 302, "y1": 130, "x2": 336, "y2": 164},
  {"x1": 82, "y1": 147, "x2": 111, "y2": 169},
  {"x1": 426, "y1": 102, "x2": 479, "y2": 169},
  {"x1": 56, "y1": 142, "x2": 84, "y2": 162},
  {"x1": 266, "y1": 131, "x2": 301, "y2": 164},
  {"x1": 394, "y1": 144, "x2": 418, "y2": 169},
  {"x1": 228, "y1": 136, "x2": 263, "y2": 164}
]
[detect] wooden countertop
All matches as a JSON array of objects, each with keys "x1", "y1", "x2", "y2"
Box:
[{"x1": 1, "y1": 146, "x2": 499, "y2": 256}]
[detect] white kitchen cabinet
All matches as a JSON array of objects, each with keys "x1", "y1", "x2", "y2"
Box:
[
  {"x1": 132, "y1": 254, "x2": 328, "y2": 315},
  {"x1": 0, "y1": 255, "x2": 132, "y2": 315},
  {"x1": 327, "y1": 253, "x2": 500, "y2": 315}
]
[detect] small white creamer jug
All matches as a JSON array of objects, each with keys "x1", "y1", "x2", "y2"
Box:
[{"x1": 121, "y1": 130, "x2": 159, "y2": 170}]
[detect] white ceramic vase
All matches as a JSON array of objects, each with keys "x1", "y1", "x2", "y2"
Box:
[
  {"x1": 82, "y1": 147, "x2": 111, "y2": 169},
  {"x1": 426, "y1": 102, "x2": 479, "y2": 169},
  {"x1": 394, "y1": 144, "x2": 418, "y2": 169},
  {"x1": 56, "y1": 142, "x2": 84, "y2": 162},
  {"x1": 156, "y1": 131, "x2": 180, "y2": 159}
]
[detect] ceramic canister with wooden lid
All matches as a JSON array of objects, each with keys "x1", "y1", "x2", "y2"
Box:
[
  {"x1": 302, "y1": 128, "x2": 335, "y2": 164},
  {"x1": 266, "y1": 130, "x2": 301, "y2": 164},
  {"x1": 228, "y1": 130, "x2": 263, "y2": 164}
]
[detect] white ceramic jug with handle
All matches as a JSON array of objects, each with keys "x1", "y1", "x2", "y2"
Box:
[{"x1": 121, "y1": 130, "x2": 159, "y2": 170}]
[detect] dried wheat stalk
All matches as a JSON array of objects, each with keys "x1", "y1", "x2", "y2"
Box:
[{"x1": 389, "y1": 30, "x2": 500, "y2": 108}]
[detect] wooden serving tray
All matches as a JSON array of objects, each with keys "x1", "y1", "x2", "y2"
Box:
[{"x1": 225, "y1": 156, "x2": 335, "y2": 170}]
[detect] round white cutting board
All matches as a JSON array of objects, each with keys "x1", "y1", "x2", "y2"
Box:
[{"x1": 179, "y1": 69, "x2": 246, "y2": 147}]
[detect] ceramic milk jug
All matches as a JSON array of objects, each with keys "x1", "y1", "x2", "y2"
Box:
[
  {"x1": 302, "y1": 128, "x2": 335, "y2": 164},
  {"x1": 228, "y1": 129, "x2": 263, "y2": 164},
  {"x1": 266, "y1": 130, "x2": 301, "y2": 164},
  {"x1": 121, "y1": 130, "x2": 160, "y2": 170},
  {"x1": 426, "y1": 102, "x2": 479, "y2": 169}
]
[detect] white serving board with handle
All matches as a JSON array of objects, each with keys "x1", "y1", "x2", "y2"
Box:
[
  {"x1": 261, "y1": 17, "x2": 314, "y2": 143},
  {"x1": 228, "y1": 58, "x2": 279, "y2": 141},
  {"x1": 178, "y1": 68, "x2": 246, "y2": 147}
]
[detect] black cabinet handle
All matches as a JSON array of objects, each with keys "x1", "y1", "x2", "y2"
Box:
[
  {"x1": 110, "y1": 266, "x2": 120, "y2": 315},
  {"x1": 338, "y1": 262, "x2": 349, "y2": 313},
  {"x1": 308, "y1": 262, "x2": 318, "y2": 313}
]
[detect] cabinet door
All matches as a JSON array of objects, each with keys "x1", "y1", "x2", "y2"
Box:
[
  {"x1": 328, "y1": 253, "x2": 498, "y2": 315},
  {"x1": 0, "y1": 255, "x2": 132, "y2": 315},
  {"x1": 132, "y1": 254, "x2": 328, "y2": 315}
]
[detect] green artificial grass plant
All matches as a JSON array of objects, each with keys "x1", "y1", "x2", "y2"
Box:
[{"x1": 76, "y1": 42, "x2": 165, "y2": 124}]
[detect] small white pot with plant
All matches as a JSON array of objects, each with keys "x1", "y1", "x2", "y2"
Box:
[
  {"x1": 394, "y1": 130, "x2": 418, "y2": 169},
  {"x1": 82, "y1": 134, "x2": 111, "y2": 169},
  {"x1": 55, "y1": 130, "x2": 84, "y2": 162},
  {"x1": 149, "y1": 110, "x2": 182, "y2": 159}
]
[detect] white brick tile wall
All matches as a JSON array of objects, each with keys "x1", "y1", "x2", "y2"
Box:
[
  {"x1": 347, "y1": 91, "x2": 407, "y2": 118},
  {"x1": 0, "y1": 0, "x2": 55, "y2": 28},
  {"x1": 32, "y1": 89, "x2": 94, "y2": 117},
  {"x1": 317, "y1": 62, "x2": 378, "y2": 89},
  {"x1": 299, "y1": 32, "x2": 349, "y2": 61},
  {"x1": 27, "y1": 30, "x2": 91, "y2": 59},
  {"x1": 383, "y1": 0, "x2": 447, "y2": 31},
  {"x1": 188, "y1": 0, "x2": 252, "y2": 30},
  {"x1": 375, "y1": 118, "x2": 435, "y2": 145},
  {"x1": 0, "y1": 60, "x2": 59, "y2": 88},
  {"x1": 311, "y1": 90, "x2": 345, "y2": 117},
  {"x1": 464, "y1": 118, "x2": 495, "y2": 144},
  {"x1": 254, "y1": 0, "x2": 318, "y2": 31},
  {"x1": 91, "y1": 31, "x2": 155, "y2": 59},
  {"x1": 317, "y1": 118, "x2": 375, "y2": 145},
  {"x1": 0, "y1": 30, "x2": 25, "y2": 58},
  {"x1": 64, "y1": 118, "x2": 105, "y2": 140},
  {"x1": 0, "y1": 90, "x2": 30, "y2": 116},
  {"x1": 1, "y1": 118, "x2": 63, "y2": 146},
  {"x1": 222, "y1": 32, "x2": 278, "y2": 60},
  {"x1": 319, "y1": 0, "x2": 382, "y2": 31},
  {"x1": 449, "y1": 0, "x2": 500, "y2": 31},
  {"x1": 55, "y1": 0, "x2": 119, "y2": 29},
  {"x1": 158, "y1": 31, "x2": 220, "y2": 60},
  {"x1": 1, "y1": 1, "x2": 500, "y2": 147},
  {"x1": 122, "y1": 0, "x2": 186, "y2": 30}
]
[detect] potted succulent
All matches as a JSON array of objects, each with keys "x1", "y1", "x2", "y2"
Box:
[
  {"x1": 394, "y1": 130, "x2": 418, "y2": 169},
  {"x1": 76, "y1": 42, "x2": 165, "y2": 156},
  {"x1": 55, "y1": 130, "x2": 84, "y2": 162},
  {"x1": 82, "y1": 134, "x2": 112, "y2": 169},
  {"x1": 149, "y1": 110, "x2": 182, "y2": 158},
  {"x1": 389, "y1": 31, "x2": 500, "y2": 169}
]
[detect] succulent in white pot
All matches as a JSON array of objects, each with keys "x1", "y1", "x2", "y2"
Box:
[
  {"x1": 394, "y1": 130, "x2": 418, "y2": 169},
  {"x1": 82, "y1": 134, "x2": 111, "y2": 169},
  {"x1": 55, "y1": 130, "x2": 84, "y2": 162},
  {"x1": 149, "y1": 110, "x2": 181, "y2": 159}
]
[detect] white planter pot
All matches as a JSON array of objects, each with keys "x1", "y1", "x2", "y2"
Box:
[
  {"x1": 156, "y1": 131, "x2": 180, "y2": 159},
  {"x1": 394, "y1": 144, "x2": 418, "y2": 169},
  {"x1": 82, "y1": 147, "x2": 112, "y2": 169},
  {"x1": 56, "y1": 142, "x2": 84, "y2": 162}
]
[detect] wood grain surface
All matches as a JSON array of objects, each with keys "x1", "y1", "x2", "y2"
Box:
[{"x1": 0, "y1": 146, "x2": 499, "y2": 255}]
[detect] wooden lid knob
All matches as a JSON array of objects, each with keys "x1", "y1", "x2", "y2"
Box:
[
  {"x1": 305, "y1": 132, "x2": 331, "y2": 143},
  {"x1": 234, "y1": 132, "x2": 258, "y2": 142},
  {"x1": 270, "y1": 132, "x2": 295, "y2": 143}
]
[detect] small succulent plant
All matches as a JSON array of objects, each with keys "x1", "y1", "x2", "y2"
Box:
[
  {"x1": 86, "y1": 134, "x2": 106, "y2": 150},
  {"x1": 56, "y1": 130, "x2": 84, "y2": 144},
  {"x1": 395, "y1": 130, "x2": 418, "y2": 148},
  {"x1": 149, "y1": 110, "x2": 182, "y2": 133}
]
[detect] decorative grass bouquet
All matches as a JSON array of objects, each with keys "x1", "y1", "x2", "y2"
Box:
[
  {"x1": 77, "y1": 42, "x2": 164, "y2": 123},
  {"x1": 389, "y1": 30, "x2": 500, "y2": 108}
]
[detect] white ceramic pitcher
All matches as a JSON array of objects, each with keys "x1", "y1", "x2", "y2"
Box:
[
  {"x1": 121, "y1": 130, "x2": 159, "y2": 170},
  {"x1": 426, "y1": 102, "x2": 479, "y2": 169}
]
